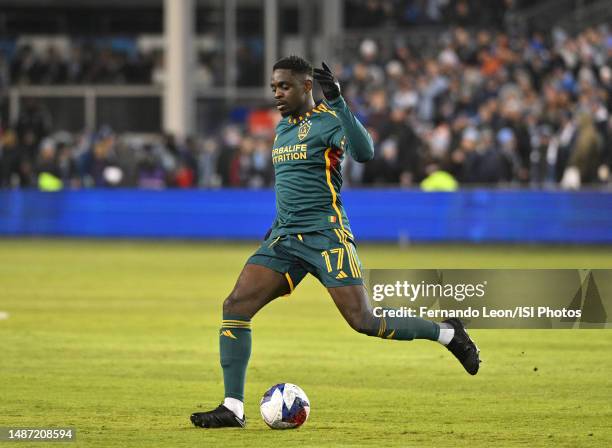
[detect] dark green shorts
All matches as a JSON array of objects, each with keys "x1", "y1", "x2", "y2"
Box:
[{"x1": 247, "y1": 228, "x2": 364, "y2": 290}]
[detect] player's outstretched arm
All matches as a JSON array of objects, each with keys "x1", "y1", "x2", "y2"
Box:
[{"x1": 313, "y1": 62, "x2": 374, "y2": 163}]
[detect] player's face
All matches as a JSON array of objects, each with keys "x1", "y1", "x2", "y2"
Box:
[{"x1": 270, "y1": 69, "x2": 311, "y2": 117}]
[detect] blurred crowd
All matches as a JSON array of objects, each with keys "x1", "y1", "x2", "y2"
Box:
[
  {"x1": 1, "y1": 23, "x2": 611, "y2": 190},
  {"x1": 2, "y1": 41, "x2": 156, "y2": 86},
  {"x1": 0, "y1": 104, "x2": 273, "y2": 189},
  {"x1": 0, "y1": 38, "x2": 260, "y2": 87},
  {"x1": 334, "y1": 24, "x2": 612, "y2": 188},
  {"x1": 345, "y1": 0, "x2": 517, "y2": 28}
]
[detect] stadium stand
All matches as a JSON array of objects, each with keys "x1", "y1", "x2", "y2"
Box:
[{"x1": 0, "y1": 2, "x2": 610, "y2": 190}]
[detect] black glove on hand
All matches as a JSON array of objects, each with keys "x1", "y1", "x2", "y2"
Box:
[{"x1": 313, "y1": 62, "x2": 341, "y2": 101}]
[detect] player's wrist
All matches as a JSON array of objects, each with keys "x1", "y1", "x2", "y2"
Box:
[{"x1": 326, "y1": 95, "x2": 345, "y2": 107}]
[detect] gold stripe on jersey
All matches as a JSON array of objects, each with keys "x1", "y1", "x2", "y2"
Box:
[
  {"x1": 324, "y1": 148, "x2": 345, "y2": 230},
  {"x1": 343, "y1": 231, "x2": 361, "y2": 278},
  {"x1": 314, "y1": 102, "x2": 337, "y2": 117},
  {"x1": 285, "y1": 272, "x2": 294, "y2": 293},
  {"x1": 268, "y1": 236, "x2": 281, "y2": 248},
  {"x1": 337, "y1": 229, "x2": 361, "y2": 277},
  {"x1": 349, "y1": 243, "x2": 361, "y2": 277},
  {"x1": 334, "y1": 229, "x2": 358, "y2": 278}
]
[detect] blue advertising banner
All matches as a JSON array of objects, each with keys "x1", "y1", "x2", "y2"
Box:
[{"x1": 0, "y1": 189, "x2": 610, "y2": 243}]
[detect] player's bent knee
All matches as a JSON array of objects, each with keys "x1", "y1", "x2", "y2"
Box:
[
  {"x1": 357, "y1": 324, "x2": 379, "y2": 337},
  {"x1": 222, "y1": 290, "x2": 251, "y2": 315},
  {"x1": 344, "y1": 310, "x2": 377, "y2": 336}
]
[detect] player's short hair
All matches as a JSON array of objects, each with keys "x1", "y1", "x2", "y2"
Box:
[{"x1": 273, "y1": 55, "x2": 313, "y2": 77}]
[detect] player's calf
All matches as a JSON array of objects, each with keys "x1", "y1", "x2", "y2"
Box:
[
  {"x1": 329, "y1": 286, "x2": 442, "y2": 341},
  {"x1": 340, "y1": 306, "x2": 379, "y2": 336},
  {"x1": 190, "y1": 264, "x2": 289, "y2": 429},
  {"x1": 358, "y1": 312, "x2": 481, "y2": 375}
]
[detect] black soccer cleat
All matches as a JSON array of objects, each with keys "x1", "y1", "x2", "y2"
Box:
[
  {"x1": 190, "y1": 404, "x2": 246, "y2": 429},
  {"x1": 443, "y1": 318, "x2": 481, "y2": 375}
]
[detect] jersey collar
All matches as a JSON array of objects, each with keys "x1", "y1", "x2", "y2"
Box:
[{"x1": 287, "y1": 101, "x2": 325, "y2": 125}]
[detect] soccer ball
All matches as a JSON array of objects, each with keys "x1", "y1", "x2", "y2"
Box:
[{"x1": 259, "y1": 383, "x2": 310, "y2": 429}]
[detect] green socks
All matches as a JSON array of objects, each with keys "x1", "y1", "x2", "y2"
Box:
[
  {"x1": 218, "y1": 311, "x2": 438, "y2": 401},
  {"x1": 219, "y1": 314, "x2": 252, "y2": 401},
  {"x1": 372, "y1": 312, "x2": 440, "y2": 341}
]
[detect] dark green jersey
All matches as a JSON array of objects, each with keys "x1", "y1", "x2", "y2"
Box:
[{"x1": 270, "y1": 96, "x2": 374, "y2": 238}]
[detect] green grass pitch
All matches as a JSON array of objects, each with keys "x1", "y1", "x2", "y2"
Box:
[{"x1": 1, "y1": 240, "x2": 611, "y2": 447}]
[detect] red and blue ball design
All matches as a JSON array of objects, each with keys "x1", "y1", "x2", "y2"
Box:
[{"x1": 260, "y1": 383, "x2": 310, "y2": 429}]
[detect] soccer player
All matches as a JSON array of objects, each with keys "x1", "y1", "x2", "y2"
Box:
[{"x1": 190, "y1": 56, "x2": 480, "y2": 428}]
